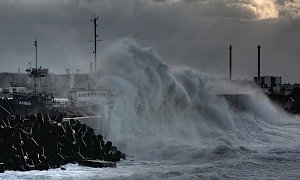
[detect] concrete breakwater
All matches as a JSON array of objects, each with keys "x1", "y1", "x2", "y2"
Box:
[{"x1": 0, "y1": 113, "x2": 125, "y2": 172}]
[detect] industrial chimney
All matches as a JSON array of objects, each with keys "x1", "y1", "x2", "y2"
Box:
[
  {"x1": 229, "y1": 45, "x2": 232, "y2": 80},
  {"x1": 258, "y1": 45, "x2": 261, "y2": 86}
]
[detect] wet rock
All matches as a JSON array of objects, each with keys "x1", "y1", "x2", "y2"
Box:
[
  {"x1": 0, "y1": 163, "x2": 5, "y2": 173},
  {"x1": 0, "y1": 114, "x2": 125, "y2": 171},
  {"x1": 79, "y1": 159, "x2": 116, "y2": 168}
]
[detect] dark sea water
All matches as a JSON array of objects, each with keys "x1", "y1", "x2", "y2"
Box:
[{"x1": 1, "y1": 126, "x2": 300, "y2": 180}]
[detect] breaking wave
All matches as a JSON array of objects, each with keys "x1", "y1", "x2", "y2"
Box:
[{"x1": 94, "y1": 38, "x2": 298, "y2": 163}]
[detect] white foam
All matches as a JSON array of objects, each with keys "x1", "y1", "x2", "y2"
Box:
[{"x1": 92, "y1": 38, "x2": 299, "y2": 162}]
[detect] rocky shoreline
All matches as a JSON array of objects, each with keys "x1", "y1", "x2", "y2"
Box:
[{"x1": 0, "y1": 113, "x2": 125, "y2": 172}]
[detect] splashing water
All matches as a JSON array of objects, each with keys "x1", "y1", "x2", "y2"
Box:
[
  {"x1": 2, "y1": 38, "x2": 299, "y2": 179},
  {"x1": 94, "y1": 38, "x2": 299, "y2": 164}
]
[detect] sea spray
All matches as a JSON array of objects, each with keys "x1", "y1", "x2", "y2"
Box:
[
  {"x1": 1, "y1": 39, "x2": 298, "y2": 179},
  {"x1": 94, "y1": 38, "x2": 297, "y2": 162}
]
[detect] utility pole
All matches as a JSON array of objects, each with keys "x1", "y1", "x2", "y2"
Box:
[
  {"x1": 229, "y1": 45, "x2": 232, "y2": 80},
  {"x1": 89, "y1": 16, "x2": 102, "y2": 75}
]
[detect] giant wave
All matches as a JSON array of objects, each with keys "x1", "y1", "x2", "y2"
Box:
[{"x1": 94, "y1": 38, "x2": 298, "y2": 165}]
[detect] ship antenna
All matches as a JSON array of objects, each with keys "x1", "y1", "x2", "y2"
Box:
[{"x1": 89, "y1": 16, "x2": 102, "y2": 75}]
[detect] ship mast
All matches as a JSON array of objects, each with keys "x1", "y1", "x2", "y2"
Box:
[
  {"x1": 26, "y1": 38, "x2": 48, "y2": 93},
  {"x1": 34, "y1": 38, "x2": 38, "y2": 92},
  {"x1": 89, "y1": 16, "x2": 102, "y2": 75}
]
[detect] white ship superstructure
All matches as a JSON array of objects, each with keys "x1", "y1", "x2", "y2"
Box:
[{"x1": 69, "y1": 88, "x2": 112, "y2": 105}]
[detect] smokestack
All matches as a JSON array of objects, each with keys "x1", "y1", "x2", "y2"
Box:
[
  {"x1": 229, "y1": 45, "x2": 232, "y2": 80},
  {"x1": 258, "y1": 45, "x2": 261, "y2": 86}
]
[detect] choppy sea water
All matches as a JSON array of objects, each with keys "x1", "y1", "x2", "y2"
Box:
[
  {"x1": 2, "y1": 39, "x2": 300, "y2": 179},
  {"x1": 1, "y1": 122, "x2": 300, "y2": 179}
]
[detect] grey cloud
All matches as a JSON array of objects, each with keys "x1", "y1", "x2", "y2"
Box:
[
  {"x1": 279, "y1": 0, "x2": 300, "y2": 18},
  {"x1": 0, "y1": 0, "x2": 299, "y2": 83}
]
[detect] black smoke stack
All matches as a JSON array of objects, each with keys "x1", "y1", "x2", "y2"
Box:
[
  {"x1": 229, "y1": 45, "x2": 232, "y2": 80},
  {"x1": 258, "y1": 45, "x2": 261, "y2": 86}
]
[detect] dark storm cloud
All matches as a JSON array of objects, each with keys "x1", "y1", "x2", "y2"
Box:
[{"x1": 0, "y1": 0, "x2": 299, "y2": 82}]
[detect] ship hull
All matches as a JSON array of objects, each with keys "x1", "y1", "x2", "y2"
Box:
[{"x1": 0, "y1": 94, "x2": 53, "y2": 117}]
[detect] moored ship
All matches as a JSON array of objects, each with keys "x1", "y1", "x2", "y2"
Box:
[{"x1": 0, "y1": 40, "x2": 55, "y2": 117}]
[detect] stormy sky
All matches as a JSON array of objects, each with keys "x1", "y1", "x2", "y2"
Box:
[{"x1": 0, "y1": 0, "x2": 299, "y2": 82}]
